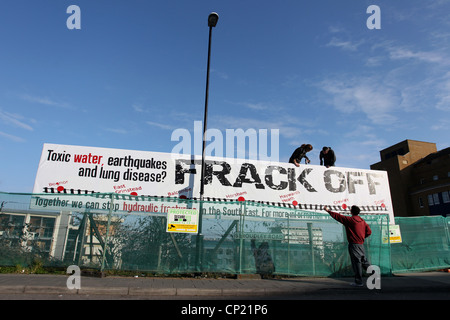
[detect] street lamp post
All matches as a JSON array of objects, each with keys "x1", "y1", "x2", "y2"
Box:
[{"x1": 196, "y1": 12, "x2": 219, "y2": 271}]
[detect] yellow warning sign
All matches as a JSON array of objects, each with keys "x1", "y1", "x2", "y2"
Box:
[
  {"x1": 383, "y1": 224, "x2": 402, "y2": 244},
  {"x1": 167, "y1": 223, "x2": 198, "y2": 233},
  {"x1": 166, "y1": 209, "x2": 199, "y2": 234}
]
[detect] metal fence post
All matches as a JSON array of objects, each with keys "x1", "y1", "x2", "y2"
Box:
[
  {"x1": 100, "y1": 193, "x2": 113, "y2": 272},
  {"x1": 307, "y1": 222, "x2": 315, "y2": 276}
]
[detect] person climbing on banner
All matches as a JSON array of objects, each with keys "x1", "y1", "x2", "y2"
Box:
[
  {"x1": 324, "y1": 205, "x2": 372, "y2": 287},
  {"x1": 319, "y1": 146, "x2": 336, "y2": 168},
  {"x1": 289, "y1": 144, "x2": 313, "y2": 167}
]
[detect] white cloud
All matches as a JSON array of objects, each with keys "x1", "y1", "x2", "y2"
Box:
[
  {"x1": 211, "y1": 69, "x2": 229, "y2": 80},
  {"x1": 239, "y1": 102, "x2": 269, "y2": 111},
  {"x1": 146, "y1": 121, "x2": 176, "y2": 130},
  {"x1": 20, "y1": 94, "x2": 72, "y2": 109},
  {"x1": 326, "y1": 37, "x2": 364, "y2": 52},
  {"x1": 104, "y1": 128, "x2": 128, "y2": 134},
  {"x1": 388, "y1": 47, "x2": 447, "y2": 65},
  {"x1": 0, "y1": 110, "x2": 34, "y2": 131},
  {"x1": 210, "y1": 111, "x2": 328, "y2": 153},
  {"x1": 431, "y1": 119, "x2": 450, "y2": 131},
  {"x1": 328, "y1": 25, "x2": 346, "y2": 34},
  {"x1": 317, "y1": 77, "x2": 399, "y2": 125},
  {"x1": 132, "y1": 104, "x2": 147, "y2": 113},
  {"x1": 435, "y1": 72, "x2": 450, "y2": 111},
  {"x1": 385, "y1": 45, "x2": 450, "y2": 113},
  {"x1": 0, "y1": 131, "x2": 25, "y2": 143},
  {"x1": 365, "y1": 56, "x2": 383, "y2": 67}
]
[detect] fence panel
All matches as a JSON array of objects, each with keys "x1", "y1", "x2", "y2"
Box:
[
  {"x1": 2, "y1": 192, "x2": 449, "y2": 276},
  {"x1": 391, "y1": 216, "x2": 450, "y2": 273}
]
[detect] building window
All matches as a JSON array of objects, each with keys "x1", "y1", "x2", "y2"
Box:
[
  {"x1": 433, "y1": 193, "x2": 440, "y2": 205},
  {"x1": 443, "y1": 191, "x2": 450, "y2": 204},
  {"x1": 428, "y1": 194, "x2": 434, "y2": 206},
  {"x1": 0, "y1": 214, "x2": 25, "y2": 237},
  {"x1": 28, "y1": 216, "x2": 55, "y2": 239},
  {"x1": 418, "y1": 197, "x2": 424, "y2": 208},
  {"x1": 433, "y1": 175, "x2": 438, "y2": 181}
]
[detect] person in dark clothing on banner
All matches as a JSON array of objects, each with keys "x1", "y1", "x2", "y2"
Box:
[
  {"x1": 289, "y1": 144, "x2": 313, "y2": 167},
  {"x1": 324, "y1": 205, "x2": 372, "y2": 287},
  {"x1": 319, "y1": 146, "x2": 336, "y2": 168}
]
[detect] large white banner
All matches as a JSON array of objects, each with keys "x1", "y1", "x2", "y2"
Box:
[{"x1": 31, "y1": 143, "x2": 394, "y2": 221}]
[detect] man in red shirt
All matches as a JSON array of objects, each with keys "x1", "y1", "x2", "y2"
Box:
[{"x1": 324, "y1": 205, "x2": 372, "y2": 287}]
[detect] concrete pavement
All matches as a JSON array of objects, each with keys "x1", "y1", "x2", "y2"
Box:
[{"x1": 0, "y1": 271, "x2": 449, "y2": 299}]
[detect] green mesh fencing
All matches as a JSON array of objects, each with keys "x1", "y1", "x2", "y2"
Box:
[
  {"x1": 391, "y1": 216, "x2": 450, "y2": 273},
  {"x1": 1, "y1": 191, "x2": 448, "y2": 277}
]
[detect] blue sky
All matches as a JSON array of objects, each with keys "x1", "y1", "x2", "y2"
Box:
[{"x1": 1, "y1": 0, "x2": 449, "y2": 193}]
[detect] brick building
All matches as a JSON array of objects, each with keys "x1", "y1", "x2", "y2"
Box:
[{"x1": 370, "y1": 140, "x2": 450, "y2": 217}]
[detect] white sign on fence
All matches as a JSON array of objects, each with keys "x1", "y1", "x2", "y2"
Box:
[{"x1": 31, "y1": 143, "x2": 394, "y2": 222}]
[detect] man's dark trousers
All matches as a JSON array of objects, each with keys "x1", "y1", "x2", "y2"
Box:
[{"x1": 348, "y1": 243, "x2": 371, "y2": 285}]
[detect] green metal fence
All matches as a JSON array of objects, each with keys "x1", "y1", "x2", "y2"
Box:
[
  {"x1": 1, "y1": 192, "x2": 449, "y2": 276},
  {"x1": 391, "y1": 216, "x2": 450, "y2": 273}
]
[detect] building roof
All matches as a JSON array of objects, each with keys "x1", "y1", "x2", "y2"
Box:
[{"x1": 413, "y1": 147, "x2": 450, "y2": 168}]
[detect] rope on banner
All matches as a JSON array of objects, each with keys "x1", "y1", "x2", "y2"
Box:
[{"x1": 41, "y1": 187, "x2": 388, "y2": 213}]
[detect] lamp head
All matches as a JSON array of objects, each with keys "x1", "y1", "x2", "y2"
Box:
[{"x1": 208, "y1": 12, "x2": 219, "y2": 27}]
